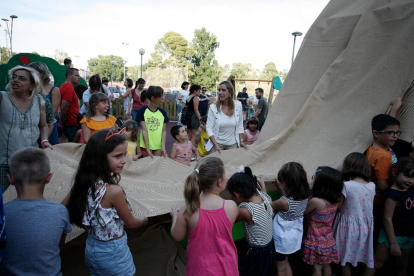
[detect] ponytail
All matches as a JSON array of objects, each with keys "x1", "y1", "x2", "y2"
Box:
[
  {"x1": 184, "y1": 171, "x2": 201, "y2": 215},
  {"x1": 183, "y1": 157, "x2": 224, "y2": 215},
  {"x1": 140, "y1": 90, "x2": 147, "y2": 103}
]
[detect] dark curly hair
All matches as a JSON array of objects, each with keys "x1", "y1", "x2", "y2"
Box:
[{"x1": 227, "y1": 166, "x2": 261, "y2": 199}]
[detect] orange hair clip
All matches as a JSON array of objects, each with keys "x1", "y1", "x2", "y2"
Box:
[{"x1": 105, "y1": 127, "x2": 126, "y2": 141}]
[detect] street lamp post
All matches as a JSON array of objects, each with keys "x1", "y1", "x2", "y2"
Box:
[
  {"x1": 111, "y1": 60, "x2": 115, "y2": 86},
  {"x1": 122, "y1": 42, "x2": 128, "y2": 81},
  {"x1": 139, "y1": 48, "x2": 145, "y2": 79},
  {"x1": 291, "y1": 32, "x2": 303, "y2": 66},
  {"x1": 160, "y1": 75, "x2": 163, "y2": 88},
  {"x1": 2, "y1": 18, "x2": 11, "y2": 58}
]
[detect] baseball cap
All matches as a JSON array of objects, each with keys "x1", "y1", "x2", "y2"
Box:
[{"x1": 102, "y1": 77, "x2": 109, "y2": 82}]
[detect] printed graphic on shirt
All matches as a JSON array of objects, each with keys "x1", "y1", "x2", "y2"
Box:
[{"x1": 147, "y1": 116, "x2": 160, "y2": 132}]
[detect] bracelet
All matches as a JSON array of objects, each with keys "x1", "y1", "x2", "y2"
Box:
[
  {"x1": 196, "y1": 132, "x2": 200, "y2": 136},
  {"x1": 41, "y1": 140, "x2": 49, "y2": 147}
]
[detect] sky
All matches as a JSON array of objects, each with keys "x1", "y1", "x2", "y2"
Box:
[{"x1": 1, "y1": 0, "x2": 330, "y2": 72}]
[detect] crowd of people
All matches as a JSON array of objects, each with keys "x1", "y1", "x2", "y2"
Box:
[{"x1": 0, "y1": 61, "x2": 413, "y2": 276}]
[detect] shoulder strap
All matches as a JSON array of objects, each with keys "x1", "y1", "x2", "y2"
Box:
[
  {"x1": 49, "y1": 86, "x2": 56, "y2": 94},
  {"x1": 0, "y1": 91, "x2": 3, "y2": 103}
]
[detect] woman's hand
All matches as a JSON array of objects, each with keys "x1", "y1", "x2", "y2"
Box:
[
  {"x1": 214, "y1": 144, "x2": 221, "y2": 155},
  {"x1": 240, "y1": 141, "x2": 247, "y2": 149}
]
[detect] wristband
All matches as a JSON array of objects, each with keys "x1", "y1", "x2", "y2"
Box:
[
  {"x1": 41, "y1": 140, "x2": 49, "y2": 147},
  {"x1": 196, "y1": 132, "x2": 200, "y2": 136}
]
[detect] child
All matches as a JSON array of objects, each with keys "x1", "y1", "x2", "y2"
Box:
[
  {"x1": 80, "y1": 92, "x2": 117, "y2": 143},
  {"x1": 364, "y1": 157, "x2": 414, "y2": 276},
  {"x1": 247, "y1": 99, "x2": 255, "y2": 120},
  {"x1": 170, "y1": 125, "x2": 200, "y2": 166},
  {"x1": 333, "y1": 152, "x2": 376, "y2": 276},
  {"x1": 65, "y1": 128, "x2": 148, "y2": 276},
  {"x1": 366, "y1": 114, "x2": 401, "y2": 243},
  {"x1": 271, "y1": 162, "x2": 310, "y2": 276},
  {"x1": 170, "y1": 157, "x2": 239, "y2": 275},
  {"x1": 0, "y1": 148, "x2": 72, "y2": 275},
  {"x1": 122, "y1": 120, "x2": 142, "y2": 161},
  {"x1": 302, "y1": 166, "x2": 344, "y2": 276},
  {"x1": 227, "y1": 166, "x2": 276, "y2": 276},
  {"x1": 195, "y1": 115, "x2": 210, "y2": 157},
  {"x1": 135, "y1": 86, "x2": 169, "y2": 159},
  {"x1": 243, "y1": 117, "x2": 260, "y2": 145}
]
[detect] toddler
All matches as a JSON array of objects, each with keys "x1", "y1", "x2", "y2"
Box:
[{"x1": 170, "y1": 125, "x2": 200, "y2": 166}]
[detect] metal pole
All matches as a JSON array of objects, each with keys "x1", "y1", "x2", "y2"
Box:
[
  {"x1": 123, "y1": 61, "x2": 125, "y2": 82},
  {"x1": 292, "y1": 36, "x2": 296, "y2": 66},
  {"x1": 140, "y1": 55, "x2": 143, "y2": 78},
  {"x1": 111, "y1": 64, "x2": 114, "y2": 86}
]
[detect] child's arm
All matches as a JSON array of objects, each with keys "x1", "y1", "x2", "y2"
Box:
[
  {"x1": 389, "y1": 97, "x2": 402, "y2": 118},
  {"x1": 170, "y1": 143, "x2": 178, "y2": 162},
  {"x1": 161, "y1": 123, "x2": 168, "y2": 158},
  {"x1": 82, "y1": 123, "x2": 92, "y2": 143},
  {"x1": 59, "y1": 234, "x2": 67, "y2": 256},
  {"x1": 271, "y1": 198, "x2": 289, "y2": 212},
  {"x1": 140, "y1": 121, "x2": 153, "y2": 159},
  {"x1": 170, "y1": 206, "x2": 188, "y2": 242},
  {"x1": 108, "y1": 185, "x2": 148, "y2": 229},
  {"x1": 194, "y1": 127, "x2": 202, "y2": 144},
  {"x1": 304, "y1": 197, "x2": 326, "y2": 215},
  {"x1": 383, "y1": 197, "x2": 400, "y2": 256},
  {"x1": 235, "y1": 207, "x2": 253, "y2": 224},
  {"x1": 258, "y1": 176, "x2": 267, "y2": 193},
  {"x1": 73, "y1": 130, "x2": 81, "y2": 143},
  {"x1": 274, "y1": 178, "x2": 285, "y2": 196},
  {"x1": 132, "y1": 146, "x2": 142, "y2": 161},
  {"x1": 191, "y1": 142, "x2": 201, "y2": 161}
]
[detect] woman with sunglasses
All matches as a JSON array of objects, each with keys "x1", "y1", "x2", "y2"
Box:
[{"x1": 0, "y1": 66, "x2": 52, "y2": 191}]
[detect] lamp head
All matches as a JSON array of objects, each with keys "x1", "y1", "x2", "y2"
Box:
[
  {"x1": 139, "y1": 48, "x2": 145, "y2": 55},
  {"x1": 2, "y1": 18, "x2": 9, "y2": 22},
  {"x1": 111, "y1": 60, "x2": 115, "y2": 65},
  {"x1": 292, "y1": 32, "x2": 303, "y2": 37},
  {"x1": 10, "y1": 15, "x2": 18, "y2": 19}
]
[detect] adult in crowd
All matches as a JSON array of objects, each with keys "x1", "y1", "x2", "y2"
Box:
[
  {"x1": 74, "y1": 85, "x2": 88, "y2": 108},
  {"x1": 60, "y1": 68, "x2": 80, "y2": 142},
  {"x1": 199, "y1": 87, "x2": 210, "y2": 117},
  {"x1": 27, "y1": 62, "x2": 61, "y2": 145},
  {"x1": 237, "y1": 87, "x2": 249, "y2": 121},
  {"x1": 101, "y1": 77, "x2": 109, "y2": 95},
  {"x1": 64, "y1": 58, "x2": 72, "y2": 68},
  {"x1": 80, "y1": 75, "x2": 103, "y2": 115},
  {"x1": 177, "y1": 81, "x2": 190, "y2": 114},
  {"x1": 80, "y1": 92, "x2": 116, "y2": 143},
  {"x1": 117, "y1": 79, "x2": 133, "y2": 120},
  {"x1": 254, "y1": 88, "x2": 269, "y2": 131},
  {"x1": 186, "y1": 84, "x2": 202, "y2": 146},
  {"x1": 128, "y1": 78, "x2": 147, "y2": 120},
  {"x1": 0, "y1": 66, "x2": 52, "y2": 191},
  {"x1": 206, "y1": 81, "x2": 246, "y2": 154}
]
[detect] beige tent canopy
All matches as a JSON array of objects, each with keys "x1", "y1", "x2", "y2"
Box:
[{"x1": 3, "y1": 0, "x2": 414, "y2": 244}]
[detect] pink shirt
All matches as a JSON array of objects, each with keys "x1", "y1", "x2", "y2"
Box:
[
  {"x1": 245, "y1": 129, "x2": 260, "y2": 142},
  {"x1": 173, "y1": 141, "x2": 192, "y2": 166},
  {"x1": 186, "y1": 200, "x2": 238, "y2": 276}
]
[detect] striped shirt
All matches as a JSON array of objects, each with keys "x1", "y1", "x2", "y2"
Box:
[
  {"x1": 239, "y1": 191, "x2": 273, "y2": 246},
  {"x1": 277, "y1": 195, "x2": 308, "y2": 221}
]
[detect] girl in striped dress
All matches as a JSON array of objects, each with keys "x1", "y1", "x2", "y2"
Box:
[
  {"x1": 302, "y1": 167, "x2": 344, "y2": 276},
  {"x1": 271, "y1": 162, "x2": 310, "y2": 276},
  {"x1": 227, "y1": 166, "x2": 276, "y2": 276}
]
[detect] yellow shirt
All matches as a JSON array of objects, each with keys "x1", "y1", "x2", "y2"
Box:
[
  {"x1": 127, "y1": 141, "x2": 138, "y2": 156},
  {"x1": 197, "y1": 130, "x2": 210, "y2": 157}
]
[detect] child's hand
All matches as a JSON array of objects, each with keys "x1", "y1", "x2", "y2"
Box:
[
  {"x1": 390, "y1": 242, "x2": 401, "y2": 257},
  {"x1": 197, "y1": 126, "x2": 203, "y2": 133},
  {"x1": 275, "y1": 178, "x2": 283, "y2": 190},
  {"x1": 391, "y1": 97, "x2": 403, "y2": 109},
  {"x1": 170, "y1": 209, "x2": 179, "y2": 218},
  {"x1": 162, "y1": 149, "x2": 168, "y2": 159},
  {"x1": 148, "y1": 150, "x2": 154, "y2": 159},
  {"x1": 132, "y1": 155, "x2": 139, "y2": 161}
]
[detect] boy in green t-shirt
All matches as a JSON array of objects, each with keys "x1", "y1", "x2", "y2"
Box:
[{"x1": 195, "y1": 116, "x2": 209, "y2": 157}]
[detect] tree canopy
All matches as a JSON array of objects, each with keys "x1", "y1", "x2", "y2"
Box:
[{"x1": 88, "y1": 55, "x2": 126, "y2": 82}]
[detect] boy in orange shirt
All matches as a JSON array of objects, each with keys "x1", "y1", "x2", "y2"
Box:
[{"x1": 366, "y1": 99, "x2": 402, "y2": 244}]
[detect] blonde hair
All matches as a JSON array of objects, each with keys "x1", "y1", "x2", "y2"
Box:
[
  {"x1": 86, "y1": 92, "x2": 109, "y2": 121},
  {"x1": 6, "y1": 65, "x2": 46, "y2": 98},
  {"x1": 215, "y1": 81, "x2": 235, "y2": 117},
  {"x1": 184, "y1": 157, "x2": 224, "y2": 215}
]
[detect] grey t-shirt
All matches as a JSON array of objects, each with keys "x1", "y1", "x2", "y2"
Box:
[
  {"x1": 0, "y1": 199, "x2": 72, "y2": 276},
  {"x1": 257, "y1": 97, "x2": 269, "y2": 122}
]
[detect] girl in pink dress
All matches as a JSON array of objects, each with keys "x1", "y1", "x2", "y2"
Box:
[
  {"x1": 302, "y1": 166, "x2": 344, "y2": 276},
  {"x1": 170, "y1": 157, "x2": 239, "y2": 276},
  {"x1": 243, "y1": 117, "x2": 260, "y2": 145},
  {"x1": 332, "y1": 153, "x2": 376, "y2": 276}
]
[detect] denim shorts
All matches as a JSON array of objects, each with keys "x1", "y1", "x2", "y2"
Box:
[{"x1": 85, "y1": 233, "x2": 135, "y2": 276}]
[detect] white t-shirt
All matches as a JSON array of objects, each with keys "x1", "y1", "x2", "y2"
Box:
[
  {"x1": 177, "y1": 89, "x2": 189, "y2": 105},
  {"x1": 216, "y1": 111, "x2": 237, "y2": 145},
  {"x1": 102, "y1": 84, "x2": 108, "y2": 95},
  {"x1": 80, "y1": 89, "x2": 92, "y2": 114}
]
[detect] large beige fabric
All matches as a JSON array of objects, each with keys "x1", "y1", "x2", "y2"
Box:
[{"x1": 3, "y1": 0, "x2": 414, "y2": 244}]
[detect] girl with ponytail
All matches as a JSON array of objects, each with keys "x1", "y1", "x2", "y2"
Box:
[{"x1": 170, "y1": 157, "x2": 239, "y2": 276}]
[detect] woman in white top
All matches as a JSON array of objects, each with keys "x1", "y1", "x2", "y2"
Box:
[
  {"x1": 206, "y1": 81, "x2": 246, "y2": 154},
  {"x1": 117, "y1": 79, "x2": 133, "y2": 120},
  {"x1": 177, "y1": 81, "x2": 189, "y2": 114}
]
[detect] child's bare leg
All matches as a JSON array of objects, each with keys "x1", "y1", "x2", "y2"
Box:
[
  {"x1": 141, "y1": 149, "x2": 149, "y2": 158},
  {"x1": 152, "y1": 149, "x2": 162, "y2": 156},
  {"x1": 285, "y1": 257, "x2": 293, "y2": 276},
  {"x1": 395, "y1": 248, "x2": 412, "y2": 276},
  {"x1": 341, "y1": 263, "x2": 351, "y2": 276},
  {"x1": 322, "y1": 264, "x2": 331, "y2": 276},
  {"x1": 312, "y1": 263, "x2": 323, "y2": 276},
  {"x1": 363, "y1": 243, "x2": 389, "y2": 276},
  {"x1": 276, "y1": 260, "x2": 287, "y2": 276}
]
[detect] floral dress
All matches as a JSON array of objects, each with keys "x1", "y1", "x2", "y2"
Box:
[{"x1": 302, "y1": 197, "x2": 339, "y2": 265}]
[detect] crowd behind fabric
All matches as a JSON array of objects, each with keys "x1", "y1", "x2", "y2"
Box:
[{"x1": 0, "y1": 60, "x2": 413, "y2": 276}]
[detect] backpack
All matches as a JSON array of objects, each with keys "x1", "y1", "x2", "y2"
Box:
[{"x1": 180, "y1": 106, "x2": 189, "y2": 125}]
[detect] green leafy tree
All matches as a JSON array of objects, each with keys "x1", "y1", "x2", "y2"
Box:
[
  {"x1": 190, "y1": 28, "x2": 221, "y2": 91},
  {"x1": 261, "y1": 62, "x2": 278, "y2": 80},
  {"x1": 51, "y1": 49, "x2": 69, "y2": 65},
  {"x1": 230, "y1": 63, "x2": 251, "y2": 79},
  {"x1": 87, "y1": 55, "x2": 125, "y2": 82}
]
